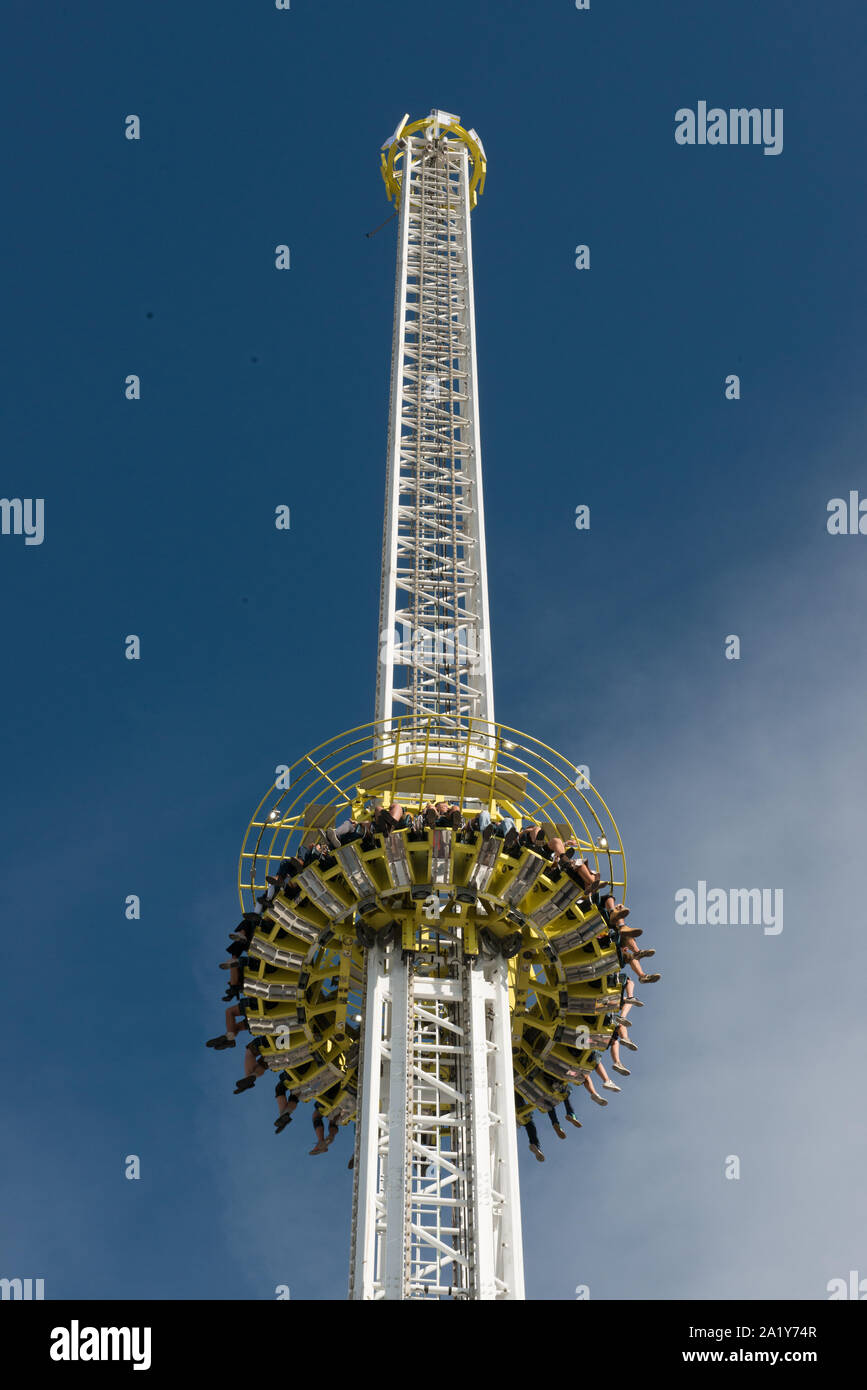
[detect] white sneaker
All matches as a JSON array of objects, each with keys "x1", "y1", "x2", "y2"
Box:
[{"x1": 603, "y1": 1081, "x2": 621, "y2": 1092}]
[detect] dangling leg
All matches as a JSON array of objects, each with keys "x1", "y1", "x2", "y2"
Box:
[
  {"x1": 583, "y1": 1074, "x2": 607, "y2": 1107},
  {"x1": 610, "y1": 1035, "x2": 630, "y2": 1076},
  {"x1": 547, "y1": 1107, "x2": 566, "y2": 1140},
  {"x1": 525, "y1": 1118, "x2": 545, "y2": 1161},
  {"x1": 310, "y1": 1106, "x2": 329, "y2": 1155},
  {"x1": 564, "y1": 1090, "x2": 582, "y2": 1127},
  {"x1": 597, "y1": 1060, "x2": 621, "y2": 1093}
]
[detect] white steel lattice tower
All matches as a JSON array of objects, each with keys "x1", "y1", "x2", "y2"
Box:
[
  {"x1": 375, "y1": 111, "x2": 494, "y2": 731},
  {"x1": 350, "y1": 111, "x2": 525, "y2": 1300},
  {"x1": 238, "y1": 110, "x2": 628, "y2": 1305}
]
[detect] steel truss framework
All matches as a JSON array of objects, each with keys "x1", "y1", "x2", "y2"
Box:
[
  {"x1": 376, "y1": 113, "x2": 493, "y2": 733},
  {"x1": 353, "y1": 111, "x2": 521, "y2": 1300},
  {"x1": 237, "y1": 714, "x2": 626, "y2": 1303},
  {"x1": 235, "y1": 114, "x2": 623, "y2": 1302},
  {"x1": 349, "y1": 942, "x2": 522, "y2": 1300}
]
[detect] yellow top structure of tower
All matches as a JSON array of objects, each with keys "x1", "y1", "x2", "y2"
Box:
[{"x1": 380, "y1": 108, "x2": 488, "y2": 209}]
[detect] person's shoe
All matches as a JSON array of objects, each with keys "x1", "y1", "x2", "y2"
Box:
[
  {"x1": 604, "y1": 903, "x2": 629, "y2": 923},
  {"x1": 529, "y1": 1144, "x2": 545, "y2": 1162},
  {"x1": 206, "y1": 1034, "x2": 232, "y2": 1049},
  {"x1": 642, "y1": 973, "x2": 661, "y2": 983},
  {"x1": 589, "y1": 1092, "x2": 608, "y2": 1106},
  {"x1": 425, "y1": 806, "x2": 438, "y2": 827},
  {"x1": 309, "y1": 1142, "x2": 329, "y2": 1156},
  {"x1": 612, "y1": 1063, "x2": 630, "y2": 1077},
  {"x1": 219, "y1": 961, "x2": 234, "y2": 970},
  {"x1": 449, "y1": 809, "x2": 462, "y2": 829},
  {"x1": 347, "y1": 1155, "x2": 355, "y2": 1170},
  {"x1": 621, "y1": 1039, "x2": 638, "y2": 1052},
  {"x1": 324, "y1": 828, "x2": 341, "y2": 849},
  {"x1": 234, "y1": 1076, "x2": 256, "y2": 1094},
  {"x1": 628, "y1": 996, "x2": 644, "y2": 1007},
  {"x1": 222, "y1": 986, "x2": 240, "y2": 1002},
  {"x1": 553, "y1": 1123, "x2": 566, "y2": 1139},
  {"x1": 274, "y1": 1112, "x2": 292, "y2": 1133},
  {"x1": 602, "y1": 1081, "x2": 621, "y2": 1092},
  {"x1": 503, "y1": 827, "x2": 520, "y2": 852},
  {"x1": 634, "y1": 948, "x2": 655, "y2": 959},
  {"x1": 229, "y1": 932, "x2": 248, "y2": 943},
  {"x1": 566, "y1": 1114, "x2": 582, "y2": 1128},
  {"x1": 481, "y1": 821, "x2": 496, "y2": 841}
]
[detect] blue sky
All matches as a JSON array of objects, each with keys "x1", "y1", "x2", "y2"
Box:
[{"x1": 2, "y1": 0, "x2": 866, "y2": 1300}]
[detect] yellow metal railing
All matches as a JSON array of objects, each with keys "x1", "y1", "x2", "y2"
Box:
[{"x1": 238, "y1": 714, "x2": 624, "y2": 905}]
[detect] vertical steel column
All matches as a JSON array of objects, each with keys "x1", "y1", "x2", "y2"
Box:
[
  {"x1": 349, "y1": 948, "x2": 388, "y2": 1300},
  {"x1": 375, "y1": 123, "x2": 494, "y2": 731},
  {"x1": 487, "y1": 956, "x2": 525, "y2": 1300},
  {"x1": 352, "y1": 112, "x2": 524, "y2": 1301},
  {"x1": 382, "y1": 953, "x2": 411, "y2": 1298}
]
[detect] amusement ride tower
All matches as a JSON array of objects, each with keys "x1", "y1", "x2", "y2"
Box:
[{"x1": 238, "y1": 111, "x2": 627, "y2": 1300}]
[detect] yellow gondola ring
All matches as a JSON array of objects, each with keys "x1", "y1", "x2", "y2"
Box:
[
  {"x1": 380, "y1": 109, "x2": 487, "y2": 210},
  {"x1": 238, "y1": 716, "x2": 627, "y2": 1125}
]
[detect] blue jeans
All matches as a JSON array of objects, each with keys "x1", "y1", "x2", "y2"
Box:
[{"x1": 478, "y1": 811, "x2": 515, "y2": 836}]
